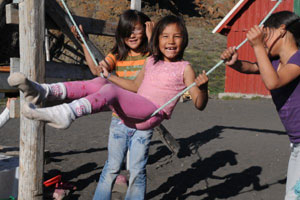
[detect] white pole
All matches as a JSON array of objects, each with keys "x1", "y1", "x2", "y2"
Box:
[{"x1": 130, "y1": 0, "x2": 141, "y2": 11}]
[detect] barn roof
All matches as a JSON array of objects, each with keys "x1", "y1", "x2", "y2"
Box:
[{"x1": 212, "y1": 0, "x2": 249, "y2": 34}]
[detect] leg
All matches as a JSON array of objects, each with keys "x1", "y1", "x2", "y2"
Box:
[
  {"x1": 93, "y1": 117, "x2": 129, "y2": 200},
  {"x1": 285, "y1": 143, "x2": 300, "y2": 200},
  {"x1": 86, "y1": 84, "x2": 165, "y2": 130},
  {"x1": 23, "y1": 83, "x2": 164, "y2": 129},
  {"x1": 8, "y1": 72, "x2": 109, "y2": 104},
  {"x1": 125, "y1": 128, "x2": 153, "y2": 200}
]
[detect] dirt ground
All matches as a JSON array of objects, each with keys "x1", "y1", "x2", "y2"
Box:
[{"x1": 0, "y1": 98, "x2": 290, "y2": 200}]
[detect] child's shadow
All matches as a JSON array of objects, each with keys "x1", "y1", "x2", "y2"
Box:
[
  {"x1": 146, "y1": 150, "x2": 238, "y2": 199},
  {"x1": 182, "y1": 166, "x2": 272, "y2": 200}
]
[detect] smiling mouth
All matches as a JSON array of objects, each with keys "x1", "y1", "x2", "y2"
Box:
[
  {"x1": 129, "y1": 39, "x2": 138, "y2": 43},
  {"x1": 165, "y1": 47, "x2": 177, "y2": 51}
]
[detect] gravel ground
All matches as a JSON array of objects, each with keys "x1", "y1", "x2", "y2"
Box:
[{"x1": 0, "y1": 98, "x2": 290, "y2": 200}]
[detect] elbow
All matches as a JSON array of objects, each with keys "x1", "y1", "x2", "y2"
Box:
[
  {"x1": 264, "y1": 82, "x2": 280, "y2": 91},
  {"x1": 195, "y1": 99, "x2": 208, "y2": 111},
  {"x1": 198, "y1": 103, "x2": 207, "y2": 111}
]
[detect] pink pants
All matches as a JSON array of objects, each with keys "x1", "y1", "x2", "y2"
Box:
[{"x1": 63, "y1": 77, "x2": 165, "y2": 130}]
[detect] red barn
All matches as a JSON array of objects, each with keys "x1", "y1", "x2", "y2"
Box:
[{"x1": 213, "y1": 0, "x2": 300, "y2": 97}]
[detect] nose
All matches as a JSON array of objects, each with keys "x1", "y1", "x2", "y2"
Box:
[
  {"x1": 129, "y1": 33, "x2": 136, "y2": 38},
  {"x1": 168, "y1": 36, "x2": 175, "y2": 44}
]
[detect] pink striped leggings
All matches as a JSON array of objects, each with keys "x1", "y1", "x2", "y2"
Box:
[{"x1": 63, "y1": 77, "x2": 165, "y2": 130}]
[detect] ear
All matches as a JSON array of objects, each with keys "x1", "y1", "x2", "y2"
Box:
[{"x1": 279, "y1": 24, "x2": 287, "y2": 37}]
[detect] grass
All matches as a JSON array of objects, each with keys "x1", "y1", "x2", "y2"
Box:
[{"x1": 184, "y1": 26, "x2": 227, "y2": 94}]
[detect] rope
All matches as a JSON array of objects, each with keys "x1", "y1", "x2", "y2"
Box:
[
  {"x1": 150, "y1": 0, "x2": 283, "y2": 117},
  {"x1": 60, "y1": 0, "x2": 104, "y2": 77}
]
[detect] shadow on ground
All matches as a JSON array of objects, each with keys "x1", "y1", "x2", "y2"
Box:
[{"x1": 147, "y1": 125, "x2": 286, "y2": 199}]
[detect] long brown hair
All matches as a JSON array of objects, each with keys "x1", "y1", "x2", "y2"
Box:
[{"x1": 111, "y1": 10, "x2": 151, "y2": 60}]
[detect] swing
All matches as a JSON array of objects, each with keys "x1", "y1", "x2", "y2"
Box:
[{"x1": 60, "y1": 0, "x2": 283, "y2": 118}]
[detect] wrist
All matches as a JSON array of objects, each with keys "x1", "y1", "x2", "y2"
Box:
[
  {"x1": 104, "y1": 72, "x2": 111, "y2": 79},
  {"x1": 199, "y1": 83, "x2": 208, "y2": 91}
]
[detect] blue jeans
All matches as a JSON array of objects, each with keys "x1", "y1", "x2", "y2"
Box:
[
  {"x1": 93, "y1": 117, "x2": 153, "y2": 200},
  {"x1": 285, "y1": 143, "x2": 300, "y2": 200}
]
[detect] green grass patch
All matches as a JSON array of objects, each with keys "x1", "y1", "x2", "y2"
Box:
[{"x1": 184, "y1": 49, "x2": 225, "y2": 94}]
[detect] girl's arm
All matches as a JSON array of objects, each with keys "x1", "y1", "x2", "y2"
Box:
[
  {"x1": 221, "y1": 46, "x2": 260, "y2": 74},
  {"x1": 145, "y1": 21, "x2": 155, "y2": 42},
  {"x1": 0, "y1": 107, "x2": 9, "y2": 128},
  {"x1": 184, "y1": 65, "x2": 208, "y2": 110},
  {"x1": 71, "y1": 25, "x2": 112, "y2": 76},
  {"x1": 247, "y1": 25, "x2": 300, "y2": 90},
  {"x1": 0, "y1": 99, "x2": 12, "y2": 128},
  {"x1": 101, "y1": 64, "x2": 145, "y2": 93}
]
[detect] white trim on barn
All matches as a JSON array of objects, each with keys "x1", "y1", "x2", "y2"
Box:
[{"x1": 212, "y1": 0, "x2": 246, "y2": 33}]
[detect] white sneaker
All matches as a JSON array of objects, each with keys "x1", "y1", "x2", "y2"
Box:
[{"x1": 22, "y1": 103, "x2": 75, "y2": 129}]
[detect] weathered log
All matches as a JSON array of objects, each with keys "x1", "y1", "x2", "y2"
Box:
[
  {"x1": 5, "y1": 3, "x2": 18, "y2": 24},
  {"x1": 18, "y1": 0, "x2": 45, "y2": 199},
  {"x1": 154, "y1": 124, "x2": 180, "y2": 154}
]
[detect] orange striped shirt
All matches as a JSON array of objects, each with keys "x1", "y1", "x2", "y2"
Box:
[
  {"x1": 105, "y1": 53, "x2": 148, "y2": 80},
  {"x1": 105, "y1": 53, "x2": 149, "y2": 117}
]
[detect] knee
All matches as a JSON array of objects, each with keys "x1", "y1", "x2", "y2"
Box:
[
  {"x1": 129, "y1": 169, "x2": 146, "y2": 184},
  {"x1": 99, "y1": 84, "x2": 118, "y2": 101},
  {"x1": 91, "y1": 77, "x2": 109, "y2": 86}
]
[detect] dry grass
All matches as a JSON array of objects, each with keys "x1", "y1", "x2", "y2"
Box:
[{"x1": 184, "y1": 25, "x2": 227, "y2": 94}]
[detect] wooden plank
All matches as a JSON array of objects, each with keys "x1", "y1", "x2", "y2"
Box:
[
  {"x1": 0, "y1": 66, "x2": 10, "y2": 72},
  {"x1": 9, "y1": 98, "x2": 20, "y2": 118},
  {"x1": 45, "y1": 0, "x2": 105, "y2": 62},
  {"x1": 154, "y1": 124, "x2": 180, "y2": 154},
  {"x1": 5, "y1": 4, "x2": 19, "y2": 24},
  {"x1": 73, "y1": 15, "x2": 116, "y2": 36},
  {"x1": 46, "y1": 61, "x2": 94, "y2": 79},
  {"x1": 10, "y1": 57, "x2": 20, "y2": 73},
  {"x1": 5, "y1": 7, "x2": 117, "y2": 36},
  {"x1": 18, "y1": 0, "x2": 45, "y2": 198},
  {"x1": 8, "y1": 58, "x2": 94, "y2": 79},
  {"x1": 1, "y1": 60, "x2": 95, "y2": 91},
  {"x1": 45, "y1": 0, "x2": 83, "y2": 52}
]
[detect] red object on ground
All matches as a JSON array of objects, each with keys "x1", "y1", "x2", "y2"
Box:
[{"x1": 43, "y1": 175, "x2": 62, "y2": 187}]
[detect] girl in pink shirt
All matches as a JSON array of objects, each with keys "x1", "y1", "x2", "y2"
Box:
[{"x1": 8, "y1": 15, "x2": 208, "y2": 131}]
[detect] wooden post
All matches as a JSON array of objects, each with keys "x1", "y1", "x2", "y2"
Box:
[
  {"x1": 130, "y1": 0, "x2": 141, "y2": 11},
  {"x1": 18, "y1": 0, "x2": 45, "y2": 199}
]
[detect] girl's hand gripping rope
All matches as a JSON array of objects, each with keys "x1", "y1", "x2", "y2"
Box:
[
  {"x1": 246, "y1": 25, "x2": 265, "y2": 48},
  {"x1": 220, "y1": 46, "x2": 238, "y2": 66},
  {"x1": 195, "y1": 70, "x2": 208, "y2": 91},
  {"x1": 97, "y1": 63, "x2": 110, "y2": 79},
  {"x1": 71, "y1": 24, "x2": 86, "y2": 44}
]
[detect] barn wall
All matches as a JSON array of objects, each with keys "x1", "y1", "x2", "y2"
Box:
[{"x1": 225, "y1": 0, "x2": 294, "y2": 95}]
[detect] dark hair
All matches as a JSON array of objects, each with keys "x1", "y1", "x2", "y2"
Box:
[
  {"x1": 150, "y1": 15, "x2": 188, "y2": 63},
  {"x1": 264, "y1": 11, "x2": 300, "y2": 48},
  {"x1": 111, "y1": 9, "x2": 151, "y2": 60}
]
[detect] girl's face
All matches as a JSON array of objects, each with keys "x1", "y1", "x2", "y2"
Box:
[
  {"x1": 159, "y1": 23, "x2": 183, "y2": 62},
  {"x1": 263, "y1": 27, "x2": 283, "y2": 56},
  {"x1": 124, "y1": 23, "x2": 144, "y2": 52}
]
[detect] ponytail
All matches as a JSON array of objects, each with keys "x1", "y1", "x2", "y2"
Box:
[{"x1": 286, "y1": 18, "x2": 300, "y2": 48}]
